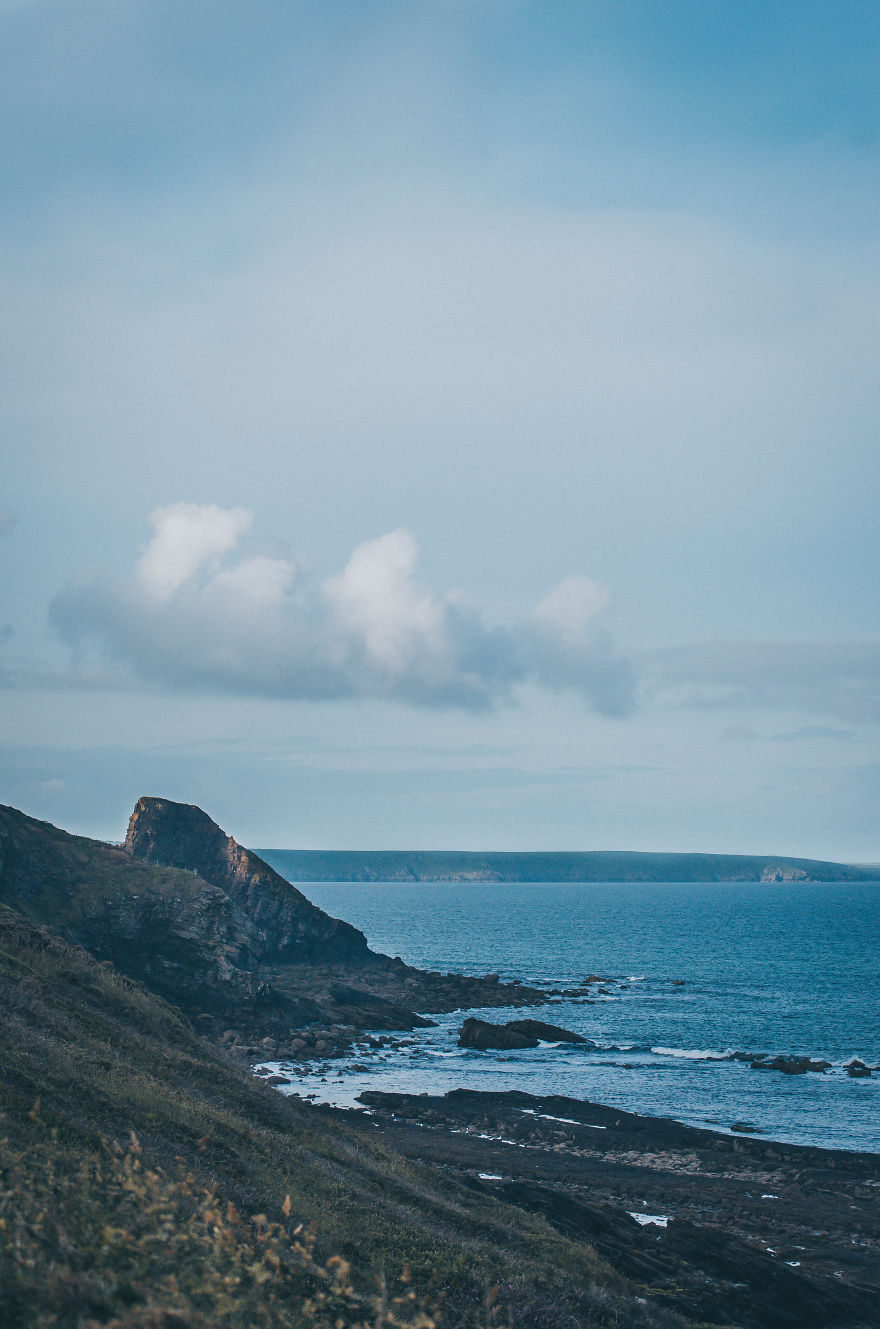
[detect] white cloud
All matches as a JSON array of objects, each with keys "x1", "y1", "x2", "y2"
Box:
[
  {"x1": 324, "y1": 529, "x2": 449, "y2": 674},
  {"x1": 135, "y1": 502, "x2": 252, "y2": 600},
  {"x1": 209, "y1": 555, "x2": 294, "y2": 609},
  {"x1": 533, "y1": 576, "x2": 613, "y2": 645},
  {"x1": 50, "y1": 503, "x2": 634, "y2": 716}
]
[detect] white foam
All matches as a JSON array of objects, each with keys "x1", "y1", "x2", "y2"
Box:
[
  {"x1": 518, "y1": 1109, "x2": 606, "y2": 1128},
  {"x1": 478, "y1": 1173, "x2": 502, "y2": 1180},
  {"x1": 651, "y1": 1047, "x2": 734, "y2": 1061},
  {"x1": 629, "y1": 1213, "x2": 668, "y2": 1227}
]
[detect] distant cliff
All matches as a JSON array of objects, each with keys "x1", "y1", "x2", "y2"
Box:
[{"x1": 259, "y1": 846, "x2": 880, "y2": 884}]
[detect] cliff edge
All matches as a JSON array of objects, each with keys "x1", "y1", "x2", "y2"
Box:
[
  {"x1": 0, "y1": 798, "x2": 541, "y2": 1047},
  {"x1": 124, "y1": 795, "x2": 369, "y2": 966}
]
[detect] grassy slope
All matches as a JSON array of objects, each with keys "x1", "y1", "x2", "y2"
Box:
[
  {"x1": 0, "y1": 803, "x2": 208, "y2": 921},
  {"x1": 0, "y1": 904, "x2": 696, "y2": 1329}
]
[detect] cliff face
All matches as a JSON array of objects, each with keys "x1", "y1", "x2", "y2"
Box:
[
  {"x1": 0, "y1": 801, "x2": 281, "y2": 1019},
  {"x1": 0, "y1": 798, "x2": 544, "y2": 1043},
  {"x1": 124, "y1": 796, "x2": 369, "y2": 966}
]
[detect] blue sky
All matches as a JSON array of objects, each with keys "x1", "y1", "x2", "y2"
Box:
[{"x1": 1, "y1": 1, "x2": 878, "y2": 857}]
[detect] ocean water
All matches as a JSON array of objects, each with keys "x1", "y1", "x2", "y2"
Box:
[{"x1": 274, "y1": 880, "x2": 880, "y2": 1153}]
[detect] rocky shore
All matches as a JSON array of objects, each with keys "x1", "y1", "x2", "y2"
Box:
[
  {"x1": 3, "y1": 796, "x2": 878, "y2": 1328},
  {"x1": 303, "y1": 1085, "x2": 880, "y2": 1329}
]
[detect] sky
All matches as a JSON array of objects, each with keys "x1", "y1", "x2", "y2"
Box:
[{"x1": 1, "y1": 0, "x2": 879, "y2": 858}]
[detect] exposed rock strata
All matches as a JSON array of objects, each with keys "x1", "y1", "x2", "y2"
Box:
[{"x1": 124, "y1": 796, "x2": 368, "y2": 965}]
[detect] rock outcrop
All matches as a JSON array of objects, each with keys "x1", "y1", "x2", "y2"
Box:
[
  {"x1": 124, "y1": 796, "x2": 369, "y2": 966},
  {"x1": 749, "y1": 1056, "x2": 831, "y2": 1075},
  {"x1": 0, "y1": 798, "x2": 547, "y2": 1046},
  {"x1": 458, "y1": 1017, "x2": 587, "y2": 1050},
  {"x1": 0, "y1": 800, "x2": 314, "y2": 1024}
]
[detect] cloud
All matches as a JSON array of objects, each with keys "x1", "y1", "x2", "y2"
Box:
[
  {"x1": 135, "y1": 502, "x2": 253, "y2": 599},
  {"x1": 50, "y1": 503, "x2": 634, "y2": 716},
  {"x1": 645, "y1": 641, "x2": 880, "y2": 724}
]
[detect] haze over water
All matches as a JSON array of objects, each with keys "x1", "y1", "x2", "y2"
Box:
[{"x1": 283, "y1": 879, "x2": 880, "y2": 1154}]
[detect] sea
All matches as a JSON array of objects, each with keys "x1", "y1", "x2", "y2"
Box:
[{"x1": 267, "y1": 879, "x2": 880, "y2": 1154}]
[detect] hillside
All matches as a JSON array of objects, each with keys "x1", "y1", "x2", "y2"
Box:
[
  {"x1": 1, "y1": 799, "x2": 876, "y2": 1328},
  {"x1": 259, "y1": 847, "x2": 880, "y2": 883},
  {"x1": 0, "y1": 901, "x2": 674, "y2": 1329},
  {"x1": 0, "y1": 799, "x2": 545, "y2": 1050}
]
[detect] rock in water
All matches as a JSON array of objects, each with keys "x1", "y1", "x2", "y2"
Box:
[
  {"x1": 749, "y1": 1056, "x2": 831, "y2": 1075},
  {"x1": 458, "y1": 1017, "x2": 587, "y2": 1050},
  {"x1": 506, "y1": 1019, "x2": 588, "y2": 1044}
]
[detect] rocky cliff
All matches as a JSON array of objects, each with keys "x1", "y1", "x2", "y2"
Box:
[
  {"x1": 0, "y1": 798, "x2": 543, "y2": 1046},
  {"x1": 0, "y1": 801, "x2": 310, "y2": 1023},
  {"x1": 124, "y1": 796, "x2": 369, "y2": 965}
]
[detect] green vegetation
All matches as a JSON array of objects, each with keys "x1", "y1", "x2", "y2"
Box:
[{"x1": 0, "y1": 905, "x2": 690, "y2": 1328}]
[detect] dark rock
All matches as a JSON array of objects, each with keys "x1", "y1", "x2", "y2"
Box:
[
  {"x1": 730, "y1": 1121, "x2": 762, "y2": 1133},
  {"x1": 846, "y1": 1059, "x2": 871, "y2": 1077},
  {"x1": 459, "y1": 1019, "x2": 536, "y2": 1050},
  {"x1": 749, "y1": 1056, "x2": 831, "y2": 1075},
  {"x1": 506, "y1": 1019, "x2": 588, "y2": 1044},
  {"x1": 341, "y1": 1085, "x2": 880, "y2": 1329},
  {"x1": 458, "y1": 1017, "x2": 587, "y2": 1050},
  {"x1": 328, "y1": 981, "x2": 434, "y2": 1030},
  {"x1": 125, "y1": 796, "x2": 369, "y2": 965}
]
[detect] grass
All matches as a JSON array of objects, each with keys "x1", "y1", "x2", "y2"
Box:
[{"x1": 0, "y1": 904, "x2": 697, "y2": 1328}]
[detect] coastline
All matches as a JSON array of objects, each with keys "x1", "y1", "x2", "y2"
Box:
[
  {"x1": 281, "y1": 1083, "x2": 880, "y2": 1328},
  {"x1": 4, "y1": 798, "x2": 877, "y2": 1326}
]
